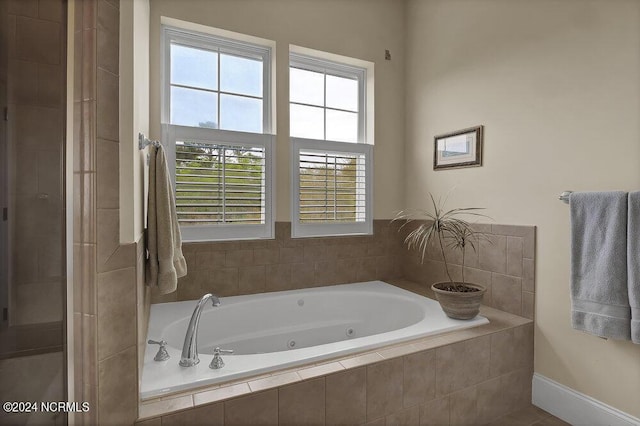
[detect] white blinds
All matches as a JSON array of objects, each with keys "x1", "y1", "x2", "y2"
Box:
[
  {"x1": 298, "y1": 150, "x2": 366, "y2": 223},
  {"x1": 175, "y1": 140, "x2": 266, "y2": 225},
  {"x1": 291, "y1": 138, "x2": 372, "y2": 238}
]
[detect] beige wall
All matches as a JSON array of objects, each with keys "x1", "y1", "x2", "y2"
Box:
[
  {"x1": 405, "y1": 0, "x2": 640, "y2": 417},
  {"x1": 148, "y1": 0, "x2": 406, "y2": 221},
  {"x1": 120, "y1": 0, "x2": 149, "y2": 243}
]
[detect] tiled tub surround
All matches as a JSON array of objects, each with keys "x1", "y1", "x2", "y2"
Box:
[
  {"x1": 137, "y1": 223, "x2": 536, "y2": 424},
  {"x1": 142, "y1": 281, "x2": 488, "y2": 398},
  {"x1": 402, "y1": 223, "x2": 536, "y2": 319},
  {"x1": 136, "y1": 279, "x2": 534, "y2": 425},
  {"x1": 151, "y1": 221, "x2": 404, "y2": 303}
]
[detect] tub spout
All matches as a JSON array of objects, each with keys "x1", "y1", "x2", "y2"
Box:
[{"x1": 179, "y1": 293, "x2": 220, "y2": 367}]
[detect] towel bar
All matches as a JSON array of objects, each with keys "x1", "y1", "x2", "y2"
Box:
[
  {"x1": 139, "y1": 132, "x2": 161, "y2": 150},
  {"x1": 559, "y1": 191, "x2": 573, "y2": 204}
]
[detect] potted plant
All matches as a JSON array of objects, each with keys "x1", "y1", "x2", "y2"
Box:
[{"x1": 393, "y1": 194, "x2": 489, "y2": 320}]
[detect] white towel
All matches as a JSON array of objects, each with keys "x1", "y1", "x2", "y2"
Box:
[
  {"x1": 628, "y1": 191, "x2": 640, "y2": 344},
  {"x1": 146, "y1": 144, "x2": 187, "y2": 294},
  {"x1": 570, "y1": 191, "x2": 631, "y2": 340}
]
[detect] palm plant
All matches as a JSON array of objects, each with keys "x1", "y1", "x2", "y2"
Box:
[{"x1": 393, "y1": 194, "x2": 489, "y2": 292}]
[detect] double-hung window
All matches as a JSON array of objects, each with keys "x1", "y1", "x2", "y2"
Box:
[
  {"x1": 290, "y1": 51, "x2": 373, "y2": 238},
  {"x1": 162, "y1": 25, "x2": 274, "y2": 241}
]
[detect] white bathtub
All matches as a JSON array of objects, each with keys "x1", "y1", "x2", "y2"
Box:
[{"x1": 141, "y1": 281, "x2": 488, "y2": 399}]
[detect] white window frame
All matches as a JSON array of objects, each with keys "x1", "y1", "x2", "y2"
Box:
[
  {"x1": 289, "y1": 52, "x2": 366, "y2": 143},
  {"x1": 161, "y1": 25, "x2": 273, "y2": 133},
  {"x1": 161, "y1": 25, "x2": 275, "y2": 241},
  {"x1": 289, "y1": 52, "x2": 372, "y2": 238}
]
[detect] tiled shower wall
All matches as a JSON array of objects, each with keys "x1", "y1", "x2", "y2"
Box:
[
  {"x1": 72, "y1": 0, "x2": 139, "y2": 425},
  {"x1": 1, "y1": 2, "x2": 67, "y2": 425},
  {"x1": 7, "y1": 0, "x2": 66, "y2": 326}
]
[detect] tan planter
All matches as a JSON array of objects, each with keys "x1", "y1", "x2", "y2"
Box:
[{"x1": 431, "y1": 282, "x2": 486, "y2": 320}]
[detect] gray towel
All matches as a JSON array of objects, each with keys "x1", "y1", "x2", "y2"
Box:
[
  {"x1": 628, "y1": 192, "x2": 640, "y2": 344},
  {"x1": 146, "y1": 144, "x2": 187, "y2": 294},
  {"x1": 570, "y1": 191, "x2": 631, "y2": 340}
]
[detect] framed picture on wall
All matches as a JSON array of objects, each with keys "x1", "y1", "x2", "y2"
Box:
[{"x1": 433, "y1": 125, "x2": 483, "y2": 170}]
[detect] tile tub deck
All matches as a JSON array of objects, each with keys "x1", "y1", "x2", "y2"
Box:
[{"x1": 137, "y1": 279, "x2": 536, "y2": 424}]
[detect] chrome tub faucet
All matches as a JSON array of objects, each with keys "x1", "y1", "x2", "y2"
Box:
[{"x1": 179, "y1": 293, "x2": 220, "y2": 367}]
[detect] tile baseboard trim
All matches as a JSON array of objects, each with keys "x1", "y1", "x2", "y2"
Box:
[{"x1": 532, "y1": 373, "x2": 640, "y2": 426}]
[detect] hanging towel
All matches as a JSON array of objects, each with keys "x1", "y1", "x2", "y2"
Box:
[
  {"x1": 570, "y1": 191, "x2": 631, "y2": 340},
  {"x1": 628, "y1": 191, "x2": 640, "y2": 344},
  {"x1": 146, "y1": 144, "x2": 187, "y2": 294}
]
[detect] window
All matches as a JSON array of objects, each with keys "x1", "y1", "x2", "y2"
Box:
[
  {"x1": 162, "y1": 25, "x2": 274, "y2": 241},
  {"x1": 290, "y1": 51, "x2": 373, "y2": 238}
]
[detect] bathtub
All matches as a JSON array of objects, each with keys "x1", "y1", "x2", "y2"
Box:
[{"x1": 141, "y1": 280, "x2": 488, "y2": 399}]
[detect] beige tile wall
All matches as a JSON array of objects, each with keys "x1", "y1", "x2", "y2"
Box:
[
  {"x1": 402, "y1": 223, "x2": 536, "y2": 319},
  {"x1": 72, "y1": 0, "x2": 98, "y2": 421},
  {"x1": 137, "y1": 322, "x2": 533, "y2": 425},
  {"x1": 72, "y1": 0, "x2": 139, "y2": 425},
  {"x1": 151, "y1": 221, "x2": 404, "y2": 303}
]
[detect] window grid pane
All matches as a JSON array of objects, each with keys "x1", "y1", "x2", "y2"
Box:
[
  {"x1": 170, "y1": 43, "x2": 218, "y2": 91},
  {"x1": 290, "y1": 103, "x2": 325, "y2": 140},
  {"x1": 170, "y1": 86, "x2": 218, "y2": 129},
  {"x1": 289, "y1": 68, "x2": 361, "y2": 143},
  {"x1": 220, "y1": 53, "x2": 263, "y2": 97},
  {"x1": 326, "y1": 109, "x2": 358, "y2": 143},
  {"x1": 176, "y1": 140, "x2": 266, "y2": 225},
  {"x1": 170, "y1": 47, "x2": 264, "y2": 133},
  {"x1": 220, "y1": 94, "x2": 263, "y2": 133},
  {"x1": 290, "y1": 67, "x2": 325, "y2": 106},
  {"x1": 325, "y1": 74, "x2": 358, "y2": 112}
]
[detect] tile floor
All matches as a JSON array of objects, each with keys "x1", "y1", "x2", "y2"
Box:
[{"x1": 486, "y1": 404, "x2": 571, "y2": 426}]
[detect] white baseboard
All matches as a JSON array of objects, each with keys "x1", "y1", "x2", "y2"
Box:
[{"x1": 532, "y1": 373, "x2": 640, "y2": 426}]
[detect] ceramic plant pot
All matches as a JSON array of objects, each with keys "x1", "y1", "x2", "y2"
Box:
[{"x1": 431, "y1": 282, "x2": 486, "y2": 320}]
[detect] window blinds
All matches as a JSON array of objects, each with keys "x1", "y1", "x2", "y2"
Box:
[
  {"x1": 175, "y1": 140, "x2": 266, "y2": 225},
  {"x1": 298, "y1": 149, "x2": 367, "y2": 223}
]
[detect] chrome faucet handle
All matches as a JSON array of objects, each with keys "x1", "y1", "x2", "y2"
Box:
[
  {"x1": 209, "y1": 347, "x2": 234, "y2": 369},
  {"x1": 148, "y1": 340, "x2": 170, "y2": 361}
]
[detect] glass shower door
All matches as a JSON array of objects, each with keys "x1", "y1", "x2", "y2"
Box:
[{"x1": 0, "y1": 1, "x2": 68, "y2": 425}]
